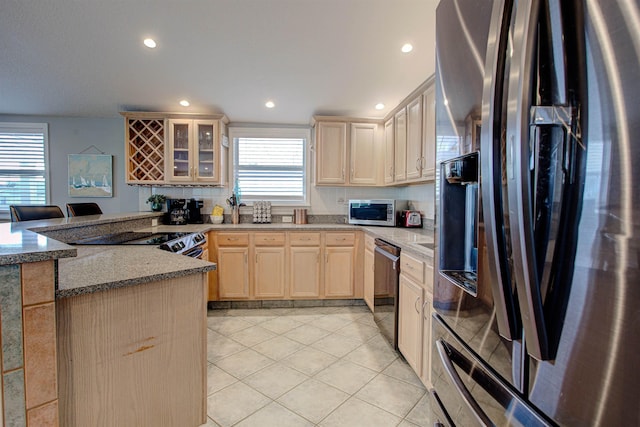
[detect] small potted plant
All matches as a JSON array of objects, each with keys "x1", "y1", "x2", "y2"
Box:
[{"x1": 146, "y1": 194, "x2": 166, "y2": 212}]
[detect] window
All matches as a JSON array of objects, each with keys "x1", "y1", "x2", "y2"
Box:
[
  {"x1": 0, "y1": 123, "x2": 49, "y2": 214},
  {"x1": 231, "y1": 127, "x2": 309, "y2": 205}
]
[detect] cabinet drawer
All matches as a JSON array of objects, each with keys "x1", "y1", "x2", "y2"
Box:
[
  {"x1": 216, "y1": 233, "x2": 249, "y2": 246},
  {"x1": 401, "y1": 252, "x2": 425, "y2": 284},
  {"x1": 364, "y1": 234, "x2": 375, "y2": 252},
  {"x1": 325, "y1": 232, "x2": 355, "y2": 246},
  {"x1": 254, "y1": 232, "x2": 285, "y2": 246},
  {"x1": 290, "y1": 232, "x2": 321, "y2": 246}
]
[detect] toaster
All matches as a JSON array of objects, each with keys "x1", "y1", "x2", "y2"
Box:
[{"x1": 399, "y1": 210, "x2": 422, "y2": 228}]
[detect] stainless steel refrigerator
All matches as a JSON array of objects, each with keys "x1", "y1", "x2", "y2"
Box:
[{"x1": 431, "y1": 0, "x2": 640, "y2": 425}]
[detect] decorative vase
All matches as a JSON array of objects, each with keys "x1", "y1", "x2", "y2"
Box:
[{"x1": 151, "y1": 202, "x2": 162, "y2": 212}]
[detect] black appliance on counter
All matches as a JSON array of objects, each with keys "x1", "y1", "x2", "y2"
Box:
[
  {"x1": 432, "y1": 0, "x2": 640, "y2": 425},
  {"x1": 165, "y1": 199, "x2": 188, "y2": 225},
  {"x1": 187, "y1": 198, "x2": 204, "y2": 224},
  {"x1": 373, "y1": 238, "x2": 401, "y2": 350}
]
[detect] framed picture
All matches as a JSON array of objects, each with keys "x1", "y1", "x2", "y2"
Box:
[{"x1": 68, "y1": 154, "x2": 113, "y2": 197}]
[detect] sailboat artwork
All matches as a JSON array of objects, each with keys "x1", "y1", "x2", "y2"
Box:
[{"x1": 68, "y1": 154, "x2": 113, "y2": 197}]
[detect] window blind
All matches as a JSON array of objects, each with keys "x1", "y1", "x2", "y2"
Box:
[
  {"x1": 0, "y1": 123, "x2": 48, "y2": 213},
  {"x1": 235, "y1": 137, "x2": 305, "y2": 202}
]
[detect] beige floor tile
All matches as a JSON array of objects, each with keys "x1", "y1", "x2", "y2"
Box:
[
  {"x1": 243, "y1": 363, "x2": 309, "y2": 399},
  {"x1": 282, "y1": 347, "x2": 338, "y2": 376},
  {"x1": 319, "y1": 397, "x2": 401, "y2": 427},
  {"x1": 382, "y1": 359, "x2": 427, "y2": 389},
  {"x1": 310, "y1": 333, "x2": 364, "y2": 357},
  {"x1": 261, "y1": 316, "x2": 304, "y2": 334},
  {"x1": 355, "y1": 313, "x2": 379, "y2": 328},
  {"x1": 314, "y1": 359, "x2": 377, "y2": 394},
  {"x1": 312, "y1": 315, "x2": 353, "y2": 332},
  {"x1": 215, "y1": 349, "x2": 274, "y2": 379},
  {"x1": 355, "y1": 374, "x2": 426, "y2": 417},
  {"x1": 343, "y1": 342, "x2": 398, "y2": 372},
  {"x1": 398, "y1": 420, "x2": 421, "y2": 427},
  {"x1": 234, "y1": 402, "x2": 314, "y2": 427},
  {"x1": 405, "y1": 394, "x2": 433, "y2": 427},
  {"x1": 207, "y1": 329, "x2": 247, "y2": 362},
  {"x1": 208, "y1": 316, "x2": 254, "y2": 335},
  {"x1": 277, "y1": 379, "x2": 349, "y2": 423},
  {"x1": 207, "y1": 364, "x2": 238, "y2": 395},
  {"x1": 286, "y1": 313, "x2": 323, "y2": 324},
  {"x1": 200, "y1": 416, "x2": 221, "y2": 426},
  {"x1": 228, "y1": 325, "x2": 277, "y2": 347},
  {"x1": 335, "y1": 321, "x2": 381, "y2": 341},
  {"x1": 252, "y1": 335, "x2": 304, "y2": 360},
  {"x1": 207, "y1": 382, "x2": 271, "y2": 427},
  {"x1": 284, "y1": 324, "x2": 331, "y2": 345}
]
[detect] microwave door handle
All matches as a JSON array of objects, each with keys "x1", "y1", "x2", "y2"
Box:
[
  {"x1": 435, "y1": 340, "x2": 493, "y2": 427},
  {"x1": 480, "y1": 0, "x2": 519, "y2": 341}
]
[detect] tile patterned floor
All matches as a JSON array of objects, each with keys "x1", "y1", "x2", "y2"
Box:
[{"x1": 203, "y1": 306, "x2": 432, "y2": 427}]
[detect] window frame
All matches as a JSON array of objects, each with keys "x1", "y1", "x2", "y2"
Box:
[
  {"x1": 229, "y1": 126, "x2": 311, "y2": 206},
  {"x1": 0, "y1": 122, "x2": 50, "y2": 217}
]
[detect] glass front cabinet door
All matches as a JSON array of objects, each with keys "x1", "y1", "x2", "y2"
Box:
[{"x1": 167, "y1": 119, "x2": 220, "y2": 183}]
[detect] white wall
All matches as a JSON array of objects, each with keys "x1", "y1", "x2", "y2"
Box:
[{"x1": 0, "y1": 115, "x2": 139, "y2": 216}]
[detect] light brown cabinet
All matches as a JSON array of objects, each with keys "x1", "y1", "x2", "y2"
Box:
[
  {"x1": 421, "y1": 84, "x2": 436, "y2": 180},
  {"x1": 406, "y1": 97, "x2": 423, "y2": 181},
  {"x1": 324, "y1": 232, "x2": 356, "y2": 298},
  {"x1": 314, "y1": 117, "x2": 381, "y2": 186},
  {"x1": 122, "y1": 112, "x2": 228, "y2": 186},
  {"x1": 394, "y1": 108, "x2": 407, "y2": 182},
  {"x1": 363, "y1": 234, "x2": 375, "y2": 311},
  {"x1": 397, "y1": 251, "x2": 434, "y2": 386},
  {"x1": 289, "y1": 232, "x2": 322, "y2": 298},
  {"x1": 384, "y1": 118, "x2": 395, "y2": 184},
  {"x1": 254, "y1": 232, "x2": 286, "y2": 298},
  {"x1": 215, "y1": 233, "x2": 250, "y2": 299}
]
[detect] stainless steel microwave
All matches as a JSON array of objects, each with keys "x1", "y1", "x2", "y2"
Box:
[{"x1": 348, "y1": 199, "x2": 408, "y2": 226}]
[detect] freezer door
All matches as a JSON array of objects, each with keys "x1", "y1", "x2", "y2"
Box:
[{"x1": 431, "y1": 315, "x2": 551, "y2": 427}]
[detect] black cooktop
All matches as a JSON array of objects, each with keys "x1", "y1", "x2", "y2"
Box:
[{"x1": 71, "y1": 231, "x2": 191, "y2": 246}]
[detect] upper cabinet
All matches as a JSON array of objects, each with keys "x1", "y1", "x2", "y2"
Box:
[
  {"x1": 384, "y1": 118, "x2": 395, "y2": 184},
  {"x1": 122, "y1": 112, "x2": 228, "y2": 186},
  {"x1": 394, "y1": 108, "x2": 407, "y2": 182},
  {"x1": 406, "y1": 97, "x2": 423, "y2": 180},
  {"x1": 167, "y1": 119, "x2": 225, "y2": 184},
  {"x1": 421, "y1": 84, "x2": 436, "y2": 180},
  {"x1": 314, "y1": 117, "x2": 382, "y2": 186}
]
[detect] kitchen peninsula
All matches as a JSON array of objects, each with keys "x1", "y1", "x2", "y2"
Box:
[{"x1": 0, "y1": 213, "x2": 216, "y2": 427}]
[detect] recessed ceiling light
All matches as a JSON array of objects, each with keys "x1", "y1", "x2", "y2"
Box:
[
  {"x1": 143, "y1": 38, "x2": 157, "y2": 49},
  {"x1": 179, "y1": 100, "x2": 190, "y2": 107},
  {"x1": 401, "y1": 43, "x2": 413, "y2": 53},
  {"x1": 375, "y1": 103, "x2": 385, "y2": 110},
  {"x1": 265, "y1": 101, "x2": 275, "y2": 108}
]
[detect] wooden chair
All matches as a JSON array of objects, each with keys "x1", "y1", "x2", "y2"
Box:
[
  {"x1": 9, "y1": 205, "x2": 65, "y2": 222},
  {"x1": 66, "y1": 202, "x2": 103, "y2": 217}
]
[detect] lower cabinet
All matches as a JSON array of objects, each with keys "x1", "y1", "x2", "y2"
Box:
[
  {"x1": 324, "y1": 247, "x2": 354, "y2": 297},
  {"x1": 218, "y1": 247, "x2": 249, "y2": 299},
  {"x1": 290, "y1": 247, "x2": 321, "y2": 298},
  {"x1": 398, "y1": 275, "x2": 423, "y2": 372},
  {"x1": 254, "y1": 247, "x2": 285, "y2": 298},
  {"x1": 363, "y1": 234, "x2": 375, "y2": 311}
]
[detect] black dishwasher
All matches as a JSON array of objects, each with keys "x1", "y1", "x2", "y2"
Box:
[{"x1": 373, "y1": 238, "x2": 401, "y2": 350}]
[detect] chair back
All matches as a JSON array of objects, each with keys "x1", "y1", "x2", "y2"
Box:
[
  {"x1": 66, "y1": 202, "x2": 103, "y2": 217},
  {"x1": 10, "y1": 205, "x2": 65, "y2": 222}
]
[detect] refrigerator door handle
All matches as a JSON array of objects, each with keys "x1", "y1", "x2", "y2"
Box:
[
  {"x1": 480, "y1": 0, "x2": 519, "y2": 341},
  {"x1": 435, "y1": 339, "x2": 493, "y2": 427}
]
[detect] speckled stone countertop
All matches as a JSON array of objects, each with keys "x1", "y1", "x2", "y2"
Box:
[{"x1": 57, "y1": 245, "x2": 216, "y2": 298}]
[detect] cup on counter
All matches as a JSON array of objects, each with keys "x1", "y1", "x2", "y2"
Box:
[{"x1": 293, "y1": 208, "x2": 308, "y2": 224}]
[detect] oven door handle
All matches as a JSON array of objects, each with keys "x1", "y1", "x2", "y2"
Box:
[
  {"x1": 183, "y1": 246, "x2": 204, "y2": 258},
  {"x1": 435, "y1": 339, "x2": 492, "y2": 427}
]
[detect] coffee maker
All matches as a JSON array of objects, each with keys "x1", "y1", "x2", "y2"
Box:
[
  {"x1": 165, "y1": 199, "x2": 188, "y2": 225},
  {"x1": 187, "y1": 199, "x2": 204, "y2": 224}
]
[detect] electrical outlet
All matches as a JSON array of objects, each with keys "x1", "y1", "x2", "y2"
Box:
[
  {"x1": 282, "y1": 216, "x2": 293, "y2": 223},
  {"x1": 151, "y1": 218, "x2": 158, "y2": 227}
]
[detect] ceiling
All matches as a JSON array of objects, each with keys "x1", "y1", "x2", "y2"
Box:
[{"x1": 1, "y1": 0, "x2": 438, "y2": 124}]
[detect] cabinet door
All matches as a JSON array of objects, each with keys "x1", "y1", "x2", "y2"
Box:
[
  {"x1": 350, "y1": 123, "x2": 378, "y2": 185},
  {"x1": 406, "y1": 97, "x2": 423, "y2": 180},
  {"x1": 193, "y1": 120, "x2": 219, "y2": 183},
  {"x1": 394, "y1": 109, "x2": 407, "y2": 182},
  {"x1": 167, "y1": 119, "x2": 193, "y2": 182},
  {"x1": 324, "y1": 247, "x2": 354, "y2": 297},
  {"x1": 218, "y1": 247, "x2": 249, "y2": 299},
  {"x1": 290, "y1": 247, "x2": 321, "y2": 298},
  {"x1": 421, "y1": 84, "x2": 436, "y2": 180},
  {"x1": 125, "y1": 117, "x2": 166, "y2": 184},
  {"x1": 316, "y1": 122, "x2": 347, "y2": 185},
  {"x1": 254, "y1": 247, "x2": 285, "y2": 298},
  {"x1": 420, "y1": 292, "x2": 433, "y2": 386},
  {"x1": 384, "y1": 118, "x2": 395, "y2": 184},
  {"x1": 398, "y1": 275, "x2": 423, "y2": 372},
  {"x1": 364, "y1": 248, "x2": 374, "y2": 311}
]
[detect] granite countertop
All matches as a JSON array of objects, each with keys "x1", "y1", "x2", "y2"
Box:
[
  {"x1": 361, "y1": 226, "x2": 435, "y2": 259},
  {"x1": 57, "y1": 245, "x2": 216, "y2": 298}
]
